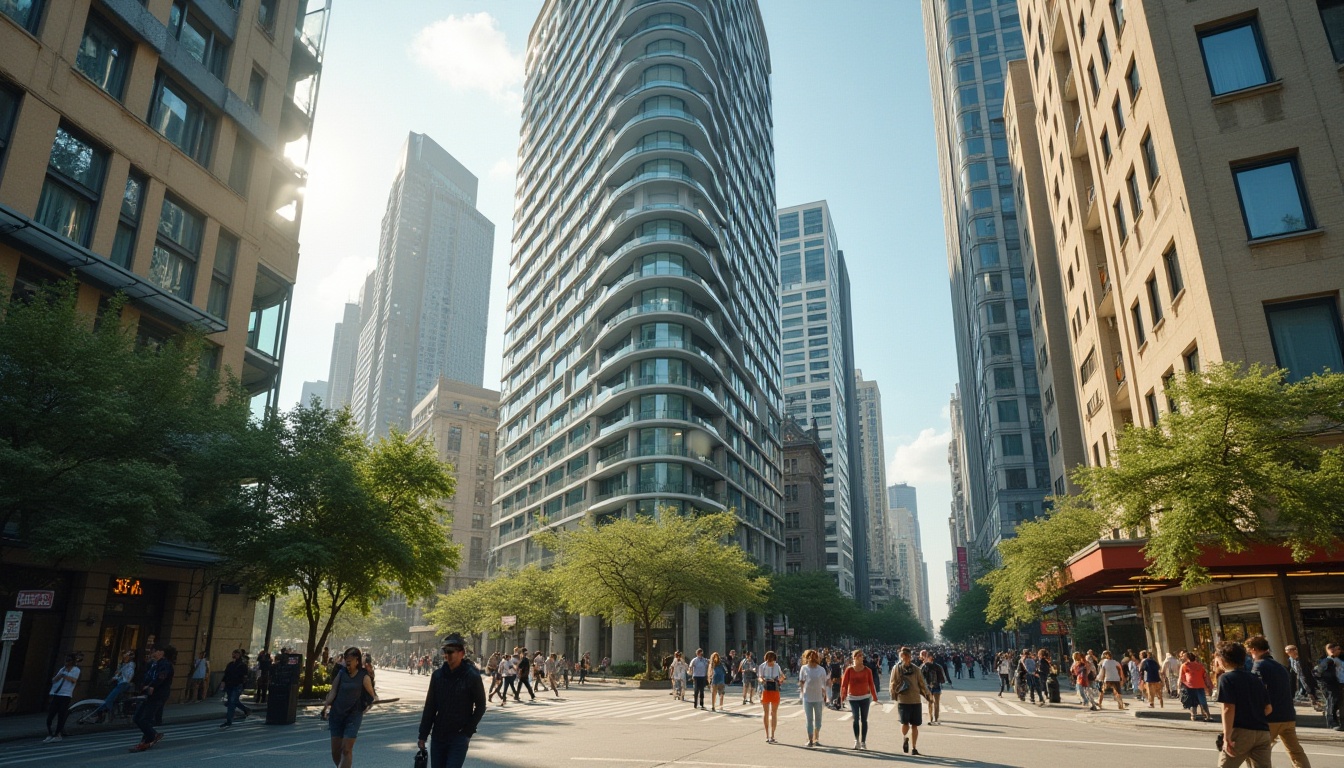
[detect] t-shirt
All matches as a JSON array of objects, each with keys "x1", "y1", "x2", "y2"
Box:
[
  {"x1": 1180, "y1": 660, "x2": 1208, "y2": 690},
  {"x1": 757, "y1": 662, "x2": 783, "y2": 687},
  {"x1": 1251, "y1": 656, "x2": 1296, "y2": 723},
  {"x1": 1217, "y1": 668, "x2": 1269, "y2": 731},
  {"x1": 500, "y1": 658, "x2": 517, "y2": 677},
  {"x1": 1019, "y1": 657, "x2": 1037, "y2": 675},
  {"x1": 798, "y1": 664, "x2": 829, "y2": 702},
  {"x1": 1140, "y1": 658, "x2": 1162, "y2": 683},
  {"x1": 839, "y1": 665, "x2": 873, "y2": 700},
  {"x1": 739, "y1": 659, "x2": 756, "y2": 678},
  {"x1": 49, "y1": 666, "x2": 80, "y2": 697},
  {"x1": 191, "y1": 658, "x2": 209, "y2": 679},
  {"x1": 671, "y1": 659, "x2": 689, "y2": 678},
  {"x1": 1071, "y1": 661, "x2": 1090, "y2": 685},
  {"x1": 689, "y1": 655, "x2": 710, "y2": 677},
  {"x1": 1099, "y1": 658, "x2": 1123, "y2": 683}
]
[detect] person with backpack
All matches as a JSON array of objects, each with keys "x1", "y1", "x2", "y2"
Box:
[
  {"x1": 1316, "y1": 643, "x2": 1344, "y2": 730},
  {"x1": 890, "y1": 647, "x2": 934, "y2": 756},
  {"x1": 919, "y1": 649, "x2": 947, "y2": 724},
  {"x1": 320, "y1": 647, "x2": 378, "y2": 768},
  {"x1": 418, "y1": 634, "x2": 486, "y2": 768}
]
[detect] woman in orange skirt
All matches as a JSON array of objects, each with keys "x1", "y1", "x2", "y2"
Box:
[{"x1": 757, "y1": 650, "x2": 786, "y2": 743}]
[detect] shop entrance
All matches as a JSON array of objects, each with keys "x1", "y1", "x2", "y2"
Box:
[
  {"x1": 1301, "y1": 608, "x2": 1344, "y2": 659},
  {"x1": 94, "y1": 578, "x2": 167, "y2": 690}
]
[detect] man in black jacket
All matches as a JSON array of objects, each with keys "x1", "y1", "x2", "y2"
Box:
[{"x1": 418, "y1": 634, "x2": 486, "y2": 768}]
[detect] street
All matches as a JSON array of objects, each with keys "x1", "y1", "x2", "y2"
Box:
[{"x1": 2, "y1": 671, "x2": 1342, "y2": 767}]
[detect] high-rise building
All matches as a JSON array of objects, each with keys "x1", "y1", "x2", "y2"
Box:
[
  {"x1": 923, "y1": 0, "x2": 1048, "y2": 566},
  {"x1": 300, "y1": 380, "x2": 328, "y2": 407},
  {"x1": 1005, "y1": 0, "x2": 1344, "y2": 661},
  {"x1": 887, "y1": 482, "x2": 932, "y2": 631},
  {"x1": 325, "y1": 300, "x2": 361, "y2": 410},
  {"x1": 492, "y1": 0, "x2": 781, "y2": 663},
  {"x1": 777, "y1": 201, "x2": 863, "y2": 601},
  {"x1": 350, "y1": 133, "x2": 494, "y2": 438},
  {"x1": 855, "y1": 371, "x2": 897, "y2": 607},
  {"x1": 0, "y1": 0, "x2": 331, "y2": 712},
  {"x1": 781, "y1": 418, "x2": 828, "y2": 575}
]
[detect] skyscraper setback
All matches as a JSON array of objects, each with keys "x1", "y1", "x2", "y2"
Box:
[
  {"x1": 348, "y1": 133, "x2": 494, "y2": 438},
  {"x1": 492, "y1": 0, "x2": 781, "y2": 659}
]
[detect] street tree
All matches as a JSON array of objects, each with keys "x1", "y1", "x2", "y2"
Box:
[
  {"x1": 536, "y1": 510, "x2": 766, "y2": 677},
  {"x1": 765, "y1": 571, "x2": 861, "y2": 645},
  {"x1": 940, "y1": 582, "x2": 1000, "y2": 642},
  {"x1": 862, "y1": 597, "x2": 930, "y2": 645},
  {"x1": 981, "y1": 496, "x2": 1106, "y2": 628},
  {"x1": 222, "y1": 403, "x2": 458, "y2": 692},
  {"x1": 0, "y1": 280, "x2": 254, "y2": 564},
  {"x1": 426, "y1": 566, "x2": 567, "y2": 642}
]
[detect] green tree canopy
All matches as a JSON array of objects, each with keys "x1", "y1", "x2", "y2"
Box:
[
  {"x1": 426, "y1": 565, "x2": 566, "y2": 639},
  {"x1": 220, "y1": 403, "x2": 458, "y2": 691},
  {"x1": 0, "y1": 280, "x2": 253, "y2": 564},
  {"x1": 940, "y1": 582, "x2": 1000, "y2": 642},
  {"x1": 861, "y1": 597, "x2": 930, "y2": 645},
  {"x1": 537, "y1": 510, "x2": 766, "y2": 676},
  {"x1": 765, "y1": 571, "x2": 861, "y2": 644},
  {"x1": 981, "y1": 496, "x2": 1106, "y2": 629}
]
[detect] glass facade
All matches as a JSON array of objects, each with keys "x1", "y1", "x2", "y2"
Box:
[
  {"x1": 926, "y1": 0, "x2": 1050, "y2": 562},
  {"x1": 493, "y1": 0, "x2": 782, "y2": 573}
]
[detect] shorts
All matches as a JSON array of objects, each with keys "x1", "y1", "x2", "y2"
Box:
[
  {"x1": 1103, "y1": 681, "x2": 1123, "y2": 693},
  {"x1": 328, "y1": 709, "x2": 363, "y2": 739},
  {"x1": 760, "y1": 690, "x2": 780, "y2": 704},
  {"x1": 929, "y1": 684, "x2": 942, "y2": 695},
  {"x1": 898, "y1": 703, "x2": 923, "y2": 726}
]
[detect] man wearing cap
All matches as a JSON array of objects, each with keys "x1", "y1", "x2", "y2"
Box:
[{"x1": 418, "y1": 633, "x2": 486, "y2": 768}]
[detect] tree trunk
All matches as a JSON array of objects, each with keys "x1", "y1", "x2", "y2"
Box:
[{"x1": 643, "y1": 620, "x2": 655, "y2": 677}]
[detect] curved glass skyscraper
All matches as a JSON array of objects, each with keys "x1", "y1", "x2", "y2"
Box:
[{"x1": 492, "y1": 0, "x2": 782, "y2": 658}]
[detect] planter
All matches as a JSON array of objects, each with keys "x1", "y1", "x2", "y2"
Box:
[{"x1": 638, "y1": 679, "x2": 672, "y2": 690}]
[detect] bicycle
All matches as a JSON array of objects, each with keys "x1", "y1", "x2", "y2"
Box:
[{"x1": 65, "y1": 693, "x2": 145, "y2": 735}]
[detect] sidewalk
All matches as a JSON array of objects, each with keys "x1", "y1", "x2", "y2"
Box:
[{"x1": 1076, "y1": 692, "x2": 1344, "y2": 743}]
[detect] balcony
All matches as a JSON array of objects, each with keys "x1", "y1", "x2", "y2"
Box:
[
  {"x1": 1084, "y1": 185, "x2": 1100, "y2": 230},
  {"x1": 1071, "y1": 114, "x2": 1087, "y2": 157},
  {"x1": 1113, "y1": 352, "x2": 1126, "y2": 388}
]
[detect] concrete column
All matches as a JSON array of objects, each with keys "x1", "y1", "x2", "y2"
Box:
[
  {"x1": 1255, "y1": 597, "x2": 1286, "y2": 659},
  {"x1": 612, "y1": 622, "x2": 635, "y2": 664},
  {"x1": 682, "y1": 604, "x2": 700, "y2": 653},
  {"x1": 549, "y1": 622, "x2": 567, "y2": 657},
  {"x1": 733, "y1": 609, "x2": 748, "y2": 653},
  {"x1": 578, "y1": 615, "x2": 600, "y2": 659},
  {"x1": 708, "y1": 605, "x2": 726, "y2": 654},
  {"x1": 524, "y1": 628, "x2": 541, "y2": 652},
  {"x1": 753, "y1": 613, "x2": 766, "y2": 656}
]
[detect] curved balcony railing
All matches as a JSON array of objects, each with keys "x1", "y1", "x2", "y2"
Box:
[
  {"x1": 595, "y1": 372, "x2": 717, "y2": 406},
  {"x1": 599, "y1": 300, "x2": 718, "y2": 337}
]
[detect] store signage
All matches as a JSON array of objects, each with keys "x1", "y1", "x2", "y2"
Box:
[
  {"x1": 955, "y1": 547, "x2": 970, "y2": 593},
  {"x1": 501, "y1": 615, "x2": 517, "y2": 628},
  {"x1": 15, "y1": 590, "x2": 55, "y2": 609},
  {"x1": 112, "y1": 578, "x2": 144, "y2": 596},
  {"x1": 1040, "y1": 619, "x2": 1068, "y2": 636},
  {"x1": 2, "y1": 611, "x2": 20, "y2": 641}
]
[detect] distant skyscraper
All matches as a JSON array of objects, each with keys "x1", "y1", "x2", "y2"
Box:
[
  {"x1": 923, "y1": 0, "x2": 1049, "y2": 565},
  {"x1": 855, "y1": 371, "x2": 896, "y2": 607},
  {"x1": 300, "y1": 380, "x2": 328, "y2": 407},
  {"x1": 492, "y1": 0, "x2": 781, "y2": 662},
  {"x1": 325, "y1": 300, "x2": 361, "y2": 410},
  {"x1": 350, "y1": 133, "x2": 494, "y2": 438},
  {"x1": 778, "y1": 200, "x2": 864, "y2": 601},
  {"x1": 887, "y1": 482, "x2": 931, "y2": 631}
]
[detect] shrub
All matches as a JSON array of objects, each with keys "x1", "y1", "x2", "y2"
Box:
[
  {"x1": 610, "y1": 661, "x2": 644, "y2": 677},
  {"x1": 632, "y1": 669, "x2": 669, "y2": 681}
]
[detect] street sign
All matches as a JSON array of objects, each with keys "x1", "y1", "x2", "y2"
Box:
[
  {"x1": 2, "y1": 611, "x2": 20, "y2": 641},
  {"x1": 501, "y1": 615, "x2": 517, "y2": 628},
  {"x1": 15, "y1": 590, "x2": 54, "y2": 609},
  {"x1": 956, "y1": 547, "x2": 970, "y2": 593}
]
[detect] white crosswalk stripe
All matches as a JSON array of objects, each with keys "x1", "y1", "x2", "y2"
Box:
[{"x1": 943, "y1": 695, "x2": 1047, "y2": 718}]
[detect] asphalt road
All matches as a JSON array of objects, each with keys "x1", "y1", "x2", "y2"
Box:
[{"x1": 3, "y1": 669, "x2": 1342, "y2": 767}]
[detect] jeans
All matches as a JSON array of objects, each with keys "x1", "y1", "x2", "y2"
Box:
[
  {"x1": 92, "y1": 681, "x2": 129, "y2": 716},
  {"x1": 999, "y1": 673, "x2": 1010, "y2": 693},
  {"x1": 1076, "y1": 683, "x2": 1094, "y2": 707},
  {"x1": 803, "y1": 700, "x2": 824, "y2": 734},
  {"x1": 1023, "y1": 676, "x2": 1042, "y2": 701},
  {"x1": 133, "y1": 697, "x2": 164, "y2": 743},
  {"x1": 224, "y1": 685, "x2": 251, "y2": 724},
  {"x1": 692, "y1": 676, "x2": 708, "y2": 707},
  {"x1": 431, "y1": 733, "x2": 473, "y2": 768},
  {"x1": 46, "y1": 695, "x2": 71, "y2": 736},
  {"x1": 1323, "y1": 686, "x2": 1341, "y2": 729},
  {"x1": 848, "y1": 697, "x2": 870, "y2": 741},
  {"x1": 512, "y1": 674, "x2": 534, "y2": 699}
]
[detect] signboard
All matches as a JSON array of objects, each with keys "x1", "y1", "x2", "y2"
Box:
[
  {"x1": 15, "y1": 590, "x2": 55, "y2": 609},
  {"x1": 501, "y1": 615, "x2": 517, "y2": 628},
  {"x1": 1040, "y1": 619, "x2": 1068, "y2": 636},
  {"x1": 112, "y1": 578, "x2": 144, "y2": 596},
  {"x1": 955, "y1": 547, "x2": 970, "y2": 593},
  {"x1": 2, "y1": 611, "x2": 20, "y2": 641}
]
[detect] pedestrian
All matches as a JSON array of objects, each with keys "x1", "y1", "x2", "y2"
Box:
[
  {"x1": 688, "y1": 648, "x2": 710, "y2": 709},
  {"x1": 514, "y1": 648, "x2": 535, "y2": 701},
  {"x1": 578, "y1": 653, "x2": 589, "y2": 685},
  {"x1": 218, "y1": 649, "x2": 252, "y2": 728},
  {"x1": 560, "y1": 655, "x2": 571, "y2": 689},
  {"x1": 739, "y1": 651, "x2": 757, "y2": 705},
  {"x1": 320, "y1": 647, "x2": 378, "y2": 768},
  {"x1": 129, "y1": 644, "x2": 176, "y2": 752},
  {"x1": 1017, "y1": 649, "x2": 1040, "y2": 703},
  {"x1": 532, "y1": 652, "x2": 546, "y2": 692},
  {"x1": 1283, "y1": 645, "x2": 1318, "y2": 707},
  {"x1": 839, "y1": 649, "x2": 876, "y2": 750},
  {"x1": 188, "y1": 651, "x2": 209, "y2": 702},
  {"x1": 43, "y1": 654, "x2": 80, "y2": 743},
  {"x1": 1037, "y1": 649, "x2": 1057, "y2": 706},
  {"x1": 757, "y1": 649, "x2": 785, "y2": 744},
  {"x1": 1316, "y1": 643, "x2": 1344, "y2": 730},
  {"x1": 545, "y1": 653, "x2": 561, "y2": 698},
  {"x1": 1246, "y1": 635, "x2": 1311, "y2": 768},
  {"x1": 1162, "y1": 651, "x2": 1182, "y2": 699},
  {"x1": 997, "y1": 652, "x2": 1013, "y2": 697},
  {"x1": 600, "y1": 656, "x2": 610, "y2": 681},
  {"x1": 891, "y1": 647, "x2": 934, "y2": 756},
  {"x1": 255, "y1": 648, "x2": 272, "y2": 703},
  {"x1": 920, "y1": 649, "x2": 947, "y2": 724},
  {"x1": 797, "y1": 649, "x2": 829, "y2": 747},
  {"x1": 709, "y1": 652, "x2": 727, "y2": 711},
  {"x1": 1179, "y1": 650, "x2": 1213, "y2": 721},
  {"x1": 81, "y1": 650, "x2": 135, "y2": 724},
  {"x1": 1071, "y1": 651, "x2": 1096, "y2": 710},
  {"x1": 501, "y1": 650, "x2": 519, "y2": 701},
  {"x1": 1215, "y1": 641, "x2": 1273, "y2": 768},
  {"x1": 828, "y1": 652, "x2": 845, "y2": 709},
  {"x1": 1139, "y1": 650, "x2": 1164, "y2": 708},
  {"x1": 1125, "y1": 650, "x2": 1141, "y2": 700},
  {"x1": 417, "y1": 634, "x2": 486, "y2": 768},
  {"x1": 1097, "y1": 650, "x2": 1127, "y2": 710},
  {"x1": 670, "y1": 651, "x2": 689, "y2": 701}
]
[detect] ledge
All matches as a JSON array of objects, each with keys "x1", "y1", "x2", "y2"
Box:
[
  {"x1": 1210, "y1": 79, "x2": 1283, "y2": 106},
  {"x1": 1247, "y1": 228, "x2": 1325, "y2": 248}
]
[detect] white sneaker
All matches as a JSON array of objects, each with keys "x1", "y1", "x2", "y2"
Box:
[
  {"x1": 860, "y1": 741, "x2": 867, "y2": 750},
  {"x1": 42, "y1": 736, "x2": 53, "y2": 743},
  {"x1": 854, "y1": 739, "x2": 862, "y2": 749},
  {"x1": 51, "y1": 735, "x2": 62, "y2": 742}
]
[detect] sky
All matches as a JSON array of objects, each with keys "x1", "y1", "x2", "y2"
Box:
[{"x1": 282, "y1": 1, "x2": 959, "y2": 630}]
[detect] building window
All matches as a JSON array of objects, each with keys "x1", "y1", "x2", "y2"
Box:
[
  {"x1": 207, "y1": 231, "x2": 237, "y2": 318},
  {"x1": 1322, "y1": 1, "x2": 1344, "y2": 63},
  {"x1": 1184, "y1": 346, "x2": 1200, "y2": 373},
  {"x1": 77, "y1": 14, "x2": 131, "y2": 99},
  {"x1": 170, "y1": 2, "x2": 228, "y2": 79},
  {"x1": 1232, "y1": 155, "x2": 1314, "y2": 239},
  {"x1": 109, "y1": 171, "x2": 146, "y2": 268},
  {"x1": 1163, "y1": 246, "x2": 1184, "y2": 298},
  {"x1": 1087, "y1": 61, "x2": 1100, "y2": 99},
  {"x1": 247, "y1": 68, "x2": 265, "y2": 111},
  {"x1": 1100, "y1": 128, "x2": 1112, "y2": 164},
  {"x1": 993, "y1": 368, "x2": 1015, "y2": 390},
  {"x1": 1001, "y1": 433, "x2": 1024, "y2": 456},
  {"x1": 1125, "y1": 58, "x2": 1140, "y2": 100},
  {"x1": 36, "y1": 125, "x2": 107, "y2": 247},
  {"x1": 1113, "y1": 196, "x2": 1128, "y2": 242},
  {"x1": 150, "y1": 195, "x2": 203, "y2": 300},
  {"x1": 1005, "y1": 468, "x2": 1028, "y2": 489},
  {"x1": 1111, "y1": 0, "x2": 1125, "y2": 30},
  {"x1": 149, "y1": 74, "x2": 214, "y2": 164},
  {"x1": 257, "y1": 0, "x2": 278, "y2": 34},
  {"x1": 1146, "y1": 274, "x2": 1163, "y2": 324},
  {"x1": 1131, "y1": 301, "x2": 1146, "y2": 346},
  {"x1": 0, "y1": 84, "x2": 17, "y2": 166},
  {"x1": 446, "y1": 425, "x2": 463, "y2": 452},
  {"x1": 803, "y1": 207, "x2": 823, "y2": 235},
  {"x1": 1140, "y1": 131, "x2": 1159, "y2": 184},
  {"x1": 1145, "y1": 391, "x2": 1159, "y2": 425},
  {"x1": 1264, "y1": 297, "x2": 1344, "y2": 382},
  {"x1": 804, "y1": 248, "x2": 824, "y2": 282},
  {"x1": 1099, "y1": 29, "x2": 1111, "y2": 72},
  {"x1": 778, "y1": 212, "x2": 799, "y2": 240},
  {"x1": 229, "y1": 137, "x2": 253, "y2": 195},
  {"x1": 1112, "y1": 95, "x2": 1126, "y2": 136},
  {"x1": 1198, "y1": 17, "x2": 1273, "y2": 96},
  {"x1": 1, "y1": 0, "x2": 41, "y2": 31},
  {"x1": 1126, "y1": 168, "x2": 1142, "y2": 218}
]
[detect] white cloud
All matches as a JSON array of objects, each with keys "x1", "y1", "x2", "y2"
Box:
[
  {"x1": 410, "y1": 13, "x2": 523, "y2": 100},
  {"x1": 886, "y1": 428, "x2": 952, "y2": 491},
  {"x1": 488, "y1": 156, "x2": 516, "y2": 181}
]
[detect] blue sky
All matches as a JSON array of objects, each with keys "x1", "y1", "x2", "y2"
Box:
[{"x1": 283, "y1": 1, "x2": 958, "y2": 628}]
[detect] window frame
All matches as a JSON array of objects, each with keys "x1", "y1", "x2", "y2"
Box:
[
  {"x1": 1125, "y1": 58, "x2": 1141, "y2": 101},
  {"x1": 1140, "y1": 130, "x2": 1159, "y2": 185},
  {"x1": 169, "y1": 1, "x2": 229, "y2": 80},
  {"x1": 0, "y1": 82, "x2": 19, "y2": 165},
  {"x1": 36, "y1": 124, "x2": 108, "y2": 248},
  {"x1": 150, "y1": 193, "x2": 204, "y2": 301},
  {"x1": 1321, "y1": 0, "x2": 1344, "y2": 64},
  {"x1": 1197, "y1": 16, "x2": 1274, "y2": 97},
  {"x1": 0, "y1": 0, "x2": 43, "y2": 33},
  {"x1": 1163, "y1": 245, "x2": 1184, "y2": 298},
  {"x1": 1146, "y1": 274, "x2": 1164, "y2": 324},
  {"x1": 1263, "y1": 296, "x2": 1344, "y2": 382},
  {"x1": 1113, "y1": 195, "x2": 1128, "y2": 243},
  {"x1": 110, "y1": 169, "x2": 147, "y2": 268},
  {"x1": 1231, "y1": 154, "x2": 1315, "y2": 240},
  {"x1": 148, "y1": 72, "x2": 215, "y2": 165},
  {"x1": 1126, "y1": 167, "x2": 1142, "y2": 219},
  {"x1": 207, "y1": 229, "x2": 237, "y2": 318},
  {"x1": 1131, "y1": 300, "x2": 1146, "y2": 346},
  {"x1": 76, "y1": 12, "x2": 132, "y2": 100}
]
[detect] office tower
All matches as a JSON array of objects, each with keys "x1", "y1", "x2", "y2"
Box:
[
  {"x1": 778, "y1": 201, "x2": 863, "y2": 601},
  {"x1": 325, "y1": 301, "x2": 361, "y2": 409},
  {"x1": 1005, "y1": 0, "x2": 1344, "y2": 659},
  {"x1": 781, "y1": 419, "x2": 828, "y2": 574},
  {"x1": 0, "y1": 0, "x2": 330, "y2": 713},
  {"x1": 300, "y1": 380, "x2": 328, "y2": 407},
  {"x1": 855, "y1": 371, "x2": 897, "y2": 607},
  {"x1": 493, "y1": 0, "x2": 781, "y2": 662},
  {"x1": 923, "y1": 0, "x2": 1048, "y2": 565},
  {"x1": 350, "y1": 133, "x2": 494, "y2": 438},
  {"x1": 887, "y1": 482, "x2": 932, "y2": 631}
]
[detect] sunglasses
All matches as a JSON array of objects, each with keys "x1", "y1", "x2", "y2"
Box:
[{"x1": 442, "y1": 647, "x2": 464, "y2": 655}]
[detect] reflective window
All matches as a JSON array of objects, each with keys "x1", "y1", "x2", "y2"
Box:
[
  {"x1": 642, "y1": 64, "x2": 685, "y2": 86},
  {"x1": 1, "y1": 0, "x2": 41, "y2": 31},
  {"x1": 208, "y1": 231, "x2": 237, "y2": 318},
  {"x1": 1322, "y1": 0, "x2": 1344, "y2": 63},
  {"x1": 1232, "y1": 156, "x2": 1313, "y2": 239},
  {"x1": 151, "y1": 195, "x2": 203, "y2": 300},
  {"x1": 170, "y1": 2, "x2": 228, "y2": 79},
  {"x1": 77, "y1": 14, "x2": 131, "y2": 99},
  {"x1": 1265, "y1": 298, "x2": 1344, "y2": 381},
  {"x1": 1198, "y1": 18, "x2": 1273, "y2": 95},
  {"x1": 110, "y1": 171, "x2": 146, "y2": 268},
  {"x1": 149, "y1": 74, "x2": 214, "y2": 164},
  {"x1": 36, "y1": 126, "x2": 107, "y2": 247}
]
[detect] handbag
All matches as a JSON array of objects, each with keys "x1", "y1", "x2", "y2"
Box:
[{"x1": 413, "y1": 746, "x2": 428, "y2": 768}]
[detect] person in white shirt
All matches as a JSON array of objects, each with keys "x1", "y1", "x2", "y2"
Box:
[
  {"x1": 669, "y1": 652, "x2": 690, "y2": 701},
  {"x1": 45, "y1": 654, "x2": 81, "y2": 742},
  {"x1": 757, "y1": 650, "x2": 786, "y2": 744},
  {"x1": 1098, "y1": 650, "x2": 1128, "y2": 709},
  {"x1": 1161, "y1": 651, "x2": 1182, "y2": 698},
  {"x1": 797, "y1": 649, "x2": 830, "y2": 747},
  {"x1": 544, "y1": 653, "x2": 561, "y2": 698},
  {"x1": 688, "y1": 649, "x2": 711, "y2": 709},
  {"x1": 739, "y1": 652, "x2": 757, "y2": 705},
  {"x1": 83, "y1": 651, "x2": 136, "y2": 723},
  {"x1": 188, "y1": 651, "x2": 209, "y2": 702}
]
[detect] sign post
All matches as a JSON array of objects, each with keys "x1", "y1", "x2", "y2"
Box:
[{"x1": 0, "y1": 611, "x2": 21, "y2": 706}]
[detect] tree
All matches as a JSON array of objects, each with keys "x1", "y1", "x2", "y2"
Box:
[
  {"x1": 765, "y1": 571, "x2": 861, "y2": 644},
  {"x1": 862, "y1": 598, "x2": 929, "y2": 645},
  {"x1": 1075, "y1": 362, "x2": 1344, "y2": 587},
  {"x1": 981, "y1": 496, "x2": 1106, "y2": 629},
  {"x1": 940, "y1": 582, "x2": 999, "y2": 642},
  {"x1": 425, "y1": 566, "x2": 566, "y2": 641},
  {"x1": 537, "y1": 510, "x2": 766, "y2": 677},
  {"x1": 0, "y1": 280, "x2": 253, "y2": 563},
  {"x1": 221, "y1": 403, "x2": 459, "y2": 692}
]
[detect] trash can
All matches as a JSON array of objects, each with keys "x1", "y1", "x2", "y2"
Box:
[
  {"x1": 1046, "y1": 672, "x2": 1061, "y2": 704},
  {"x1": 265, "y1": 653, "x2": 303, "y2": 725}
]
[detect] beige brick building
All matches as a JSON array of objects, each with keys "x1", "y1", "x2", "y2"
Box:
[
  {"x1": 0, "y1": 0, "x2": 328, "y2": 711},
  {"x1": 1006, "y1": 0, "x2": 1344, "y2": 662}
]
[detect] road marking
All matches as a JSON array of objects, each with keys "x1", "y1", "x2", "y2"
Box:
[
  {"x1": 881, "y1": 703, "x2": 895, "y2": 713},
  {"x1": 956, "y1": 696, "x2": 978, "y2": 714},
  {"x1": 638, "y1": 703, "x2": 698, "y2": 719},
  {"x1": 982, "y1": 699, "x2": 1010, "y2": 716},
  {"x1": 1004, "y1": 700, "x2": 1038, "y2": 716}
]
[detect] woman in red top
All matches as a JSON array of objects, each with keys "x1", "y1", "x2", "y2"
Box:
[
  {"x1": 1178, "y1": 650, "x2": 1212, "y2": 721},
  {"x1": 839, "y1": 650, "x2": 876, "y2": 750}
]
